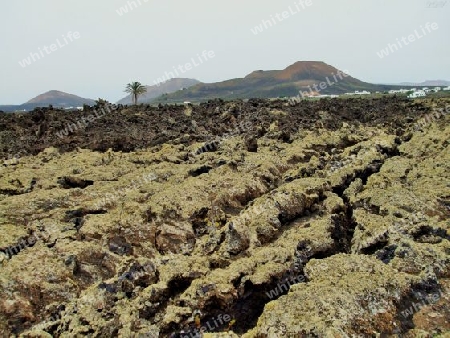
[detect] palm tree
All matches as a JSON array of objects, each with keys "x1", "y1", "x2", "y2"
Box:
[{"x1": 125, "y1": 81, "x2": 147, "y2": 105}]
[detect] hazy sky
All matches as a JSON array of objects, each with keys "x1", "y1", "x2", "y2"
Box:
[{"x1": 1, "y1": 0, "x2": 449, "y2": 104}]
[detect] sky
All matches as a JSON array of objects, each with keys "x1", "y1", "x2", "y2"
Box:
[{"x1": 1, "y1": 0, "x2": 449, "y2": 104}]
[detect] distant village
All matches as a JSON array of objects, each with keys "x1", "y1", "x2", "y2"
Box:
[
  {"x1": 299, "y1": 86, "x2": 450, "y2": 99},
  {"x1": 399, "y1": 86, "x2": 450, "y2": 98}
]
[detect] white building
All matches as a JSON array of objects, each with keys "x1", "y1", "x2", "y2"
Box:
[
  {"x1": 408, "y1": 90, "x2": 426, "y2": 99},
  {"x1": 316, "y1": 94, "x2": 339, "y2": 98},
  {"x1": 389, "y1": 89, "x2": 406, "y2": 94},
  {"x1": 443, "y1": 86, "x2": 450, "y2": 91},
  {"x1": 355, "y1": 90, "x2": 370, "y2": 95}
]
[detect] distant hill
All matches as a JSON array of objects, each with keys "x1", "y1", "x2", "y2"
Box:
[
  {"x1": 397, "y1": 80, "x2": 450, "y2": 87},
  {"x1": 0, "y1": 90, "x2": 95, "y2": 112},
  {"x1": 151, "y1": 61, "x2": 404, "y2": 103},
  {"x1": 117, "y1": 78, "x2": 201, "y2": 104},
  {"x1": 26, "y1": 90, "x2": 95, "y2": 107}
]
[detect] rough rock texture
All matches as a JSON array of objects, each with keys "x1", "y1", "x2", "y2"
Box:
[{"x1": 0, "y1": 97, "x2": 449, "y2": 337}]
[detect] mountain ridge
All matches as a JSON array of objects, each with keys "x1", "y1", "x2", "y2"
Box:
[
  {"x1": 117, "y1": 78, "x2": 201, "y2": 104},
  {"x1": 26, "y1": 90, "x2": 95, "y2": 106},
  {"x1": 397, "y1": 80, "x2": 450, "y2": 87},
  {"x1": 151, "y1": 61, "x2": 407, "y2": 103},
  {"x1": 0, "y1": 90, "x2": 95, "y2": 112},
  {"x1": 2, "y1": 61, "x2": 448, "y2": 112}
]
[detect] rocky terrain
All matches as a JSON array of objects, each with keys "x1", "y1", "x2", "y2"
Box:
[{"x1": 0, "y1": 97, "x2": 449, "y2": 337}]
